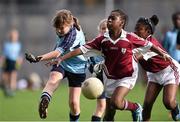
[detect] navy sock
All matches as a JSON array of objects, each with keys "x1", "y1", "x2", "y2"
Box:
[
  {"x1": 41, "y1": 92, "x2": 52, "y2": 102},
  {"x1": 171, "y1": 103, "x2": 180, "y2": 121},
  {"x1": 69, "y1": 113, "x2": 80, "y2": 121},
  {"x1": 172, "y1": 104, "x2": 180, "y2": 115},
  {"x1": 91, "y1": 115, "x2": 101, "y2": 121}
]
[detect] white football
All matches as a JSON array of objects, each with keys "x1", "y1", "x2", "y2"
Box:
[{"x1": 82, "y1": 77, "x2": 104, "y2": 99}]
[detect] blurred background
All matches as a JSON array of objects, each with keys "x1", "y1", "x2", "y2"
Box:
[
  {"x1": 0, "y1": 0, "x2": 179, "y2": 78},
  {"x1": 0, "y1": 0, "x2": 180, "y2": 121}
]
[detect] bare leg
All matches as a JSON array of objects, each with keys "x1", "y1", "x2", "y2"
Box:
[
  {"x1": 93, "y1": 98, "x2": 106, "y2": 117},
  {"x1": 10, "y1": 70, "x2": 17, "y2": 91},
  {"x1": 103, "y1": 98, "x2": 116, "y2": 121},
  {"x1": 42, "y1": 71, "x2": 63, "y2": 96},
  {"x1": 111, "y1": 86, "x2": 130, "y2": 110},
  {"x1": 163, "y1": 84, "x2": 179, "y2": 121},
  {"x1": 163, "y1": 84, "x2": 178, "y2": 110},
  {"x1": 143, "y1": 82, "x2": 162, "y2": 121},
  {"x1": 2, "y1": 72, "x2": 14, "y2": 96},
  {"x1": 2, "y1": 72, "x2": 9, "y2": 88},
  {"x1": 69, "y1": 87, "x2": 81, "y2": 115},
  {"x1": 39, "y1": 71, "x2": 63, "y2": 119},
  {"x1": 110, "y1": 86, "x2": 143, "y2": 121}
]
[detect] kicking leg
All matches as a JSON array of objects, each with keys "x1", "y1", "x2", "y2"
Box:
[{"x1": 39, "y1": 71, "x2": 63, "y2": 119}]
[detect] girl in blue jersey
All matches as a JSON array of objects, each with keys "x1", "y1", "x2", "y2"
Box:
[
  {"x1": 1, "y1": 29, "x2": 22, "y2": 96},
  {"x1": 163, "y1": 11, "x2": 180, "y2": 62},
  {"x1": 25, "y1": 9, "x2": 87, "y2": 121}
]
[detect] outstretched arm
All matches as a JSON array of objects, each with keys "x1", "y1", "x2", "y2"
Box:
[
  {"x1": 45, "y1": 48, "x2": 83, "y2": 66},
  {"x1": 46, "y1": 36, "x2": 103, "y2": 66},
  {"x1": 25, "y1": 50, "x2": 61, "y2": 63},
  {"x1": 38, "y1": 50, "x2": 60, "y2": 61},
  {"x1": 150, "y1": 45, "x2": 171, "y2": 61},
  {"x1": 61, "y1": 48, "x2": 83, "y2": 61}
]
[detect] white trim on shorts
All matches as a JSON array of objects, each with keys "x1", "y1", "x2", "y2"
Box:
[{"x1": 147, "y1": 59, "x2": 180, "y2": 86}]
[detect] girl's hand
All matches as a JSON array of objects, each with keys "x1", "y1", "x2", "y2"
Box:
[
  {"x1": 162, "y1": 53, "x2": 172, "y2": 62},
  {"x1": 25, "y1": 53, "x2": 42, "y2": 63},
  {"x1": 45, "y1": 59, "x2": 57, "y2": 67},
  {"x1": 134, "y1": 53, "x2": 143, "y2": 61}
]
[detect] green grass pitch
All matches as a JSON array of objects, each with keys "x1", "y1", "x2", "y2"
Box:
[{"x1": 0, "y1": 82, "x2": 179, "y2": 121}]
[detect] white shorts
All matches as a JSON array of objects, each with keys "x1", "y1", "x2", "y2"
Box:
[
  {"x1": 103, "y1": 58, "x2": 139, "y2": 98},
  {"x1": 147, "y1": 62, "x2": 180, "y2": 86}
]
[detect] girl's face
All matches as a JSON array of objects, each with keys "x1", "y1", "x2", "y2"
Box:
[
  {"x1": 99, "y1": 23, "x2": 108, "y2": 35},
  {"x1": 175, "y1": 14, "x2": 180, "y2": 29},
  {"x1": 9, "y1": 30, "x2": 19, "y2": 42},
  {"x1": 56, "y1": 23, "x2": 71, "y2": 37},
  {"x1": 135, "y1": 23, "x2": 150, "y2": 39},
  {"x1": 107, "y1": 12, "x2": 124, "y2": 32}
]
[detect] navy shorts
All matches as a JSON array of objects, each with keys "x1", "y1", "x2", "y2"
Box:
[
  {"x1": 2, "y1": 58, "x2": 16, "y2": 72},
  {"x1": 51, "y1": 65, "x2": 86, "y2": 87}
]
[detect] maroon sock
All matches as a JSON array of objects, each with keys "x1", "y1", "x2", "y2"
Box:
[{"x1": 124, "y1": 100, "x2": 138, "y2": 111}]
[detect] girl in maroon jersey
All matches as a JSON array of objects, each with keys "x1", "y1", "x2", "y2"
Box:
[
  {"x1": 47, "y1": 9, "x2": 170, "y2": 121},
  {"x1": 134, "y1": 15, "x2": 180, "y2": 121}
]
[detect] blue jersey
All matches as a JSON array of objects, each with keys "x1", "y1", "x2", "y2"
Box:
[
  {"x1": 3, "y1": 41, "x2": 21, "y2": 61},
  {"x1": 163, "y1": 28, "x2": 180, "y2": 62},
  {"x1": 55, "y1": 27, "x2": 87, "y2": 74}
]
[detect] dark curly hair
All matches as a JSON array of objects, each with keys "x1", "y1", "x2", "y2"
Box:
[{"x1": 111, "y1": 9, "x2": 128, "y2": 29}]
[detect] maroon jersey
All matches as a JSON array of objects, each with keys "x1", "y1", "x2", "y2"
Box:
[
  {"x1": 138, "y1": 36, "x2": 171, "y2": 73},
  {"x1": 83, "y1": 30, "x2": 152, "y2": 79}
]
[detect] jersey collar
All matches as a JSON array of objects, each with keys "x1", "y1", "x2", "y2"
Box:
[{"x1": 104, "y1": 29, "x2": 127, "y2": 44}]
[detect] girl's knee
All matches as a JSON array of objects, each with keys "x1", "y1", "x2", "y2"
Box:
[
  {"x1": 97, "y1": 99, "x2": 106, "y2": 109},
  {"x1": 111, "y1": 98, "x2": 124, "y2": 110},
  {"x1": 69, "y1": 99, "x2": 80, "y2": 112},
  {"x1": 47, "y1": 79, "x2": 59, "y2": 87},
  {"x1": 163, "y1": 98, "x2": 176, "y2": 109}
]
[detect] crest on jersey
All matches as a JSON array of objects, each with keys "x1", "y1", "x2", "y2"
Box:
[{"x1": 121, "y1": 48, "x2": 126, "y2": 54}]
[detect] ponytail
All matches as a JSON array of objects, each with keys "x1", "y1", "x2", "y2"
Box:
[{"x1": 73, "y1": 17, "x2": 81, "y2": 31}]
